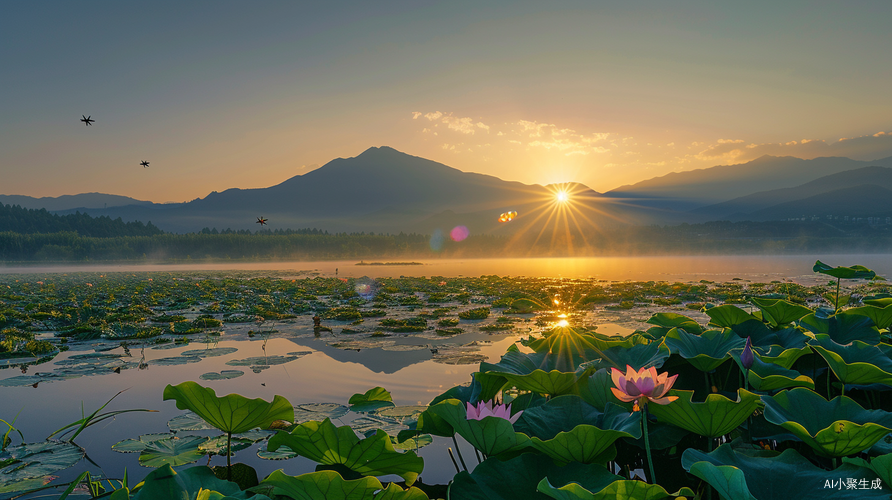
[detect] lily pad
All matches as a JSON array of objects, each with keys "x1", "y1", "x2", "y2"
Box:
[
  {"x1": 225, "y1": 356, "x2": 300, "y2": 367},
  {"x1": 200, "y1": 370, "x2": 245, "y2": 381},
  {"x1": 181, "y1": 347, "x2": 239, "y2": 358},
  {"x1": 153, "y1": 356, "x2": 203, "y2": 366},
  {"x1": 112, "y1": 433, "x2": 175, "y2": 453},
  {"x1": 169, "y1": 411, "x2": 215, "y2": 432},
  {"x1": 664, "y1": 328, "x2": 745, "y2": 372},
  {"x1": 293, "y1": 403, "x2": 349, "y2": 424},
  {"x1": 199, "y1": 435, "x2": 253, "y2": 457},
  {"x1": 137, "y1": 435, "x2": 208, "y2": 467},
  {"x1": 761, "y1": 388, "x2": 892, "y2": 457},
  {"x1": 0, "y1": 440, "x2": 84, "y2": 488},
  {"x1": 348, "y1": 387, "x2": 395, "y2": 413},
  {"x1": 813, "y1": 261, "x2": 876, "y2": 280}
]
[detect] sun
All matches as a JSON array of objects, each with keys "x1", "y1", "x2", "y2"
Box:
[{"x1": 556, "y1": 191, "x2": 569, "y2": 203}]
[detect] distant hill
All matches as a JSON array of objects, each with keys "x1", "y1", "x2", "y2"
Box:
[
  {"x1": 692, "y1": 166, "x2": 892, "y2": 220},
  {"x1": 736, "y1": 184, "x2": 892, "y2": 221},
  {"x1": 0, "y1": 193, "x2": 153, "y2": 211},
  {"x1": 0, "y1": 203, "x2": 163, "y2": 237},
  {"x1": 54, "y1": 147, "x2": 673, "y2": 233},
  {"x1": 605, "y1": 155, "x2": 892, "y2": 210}
]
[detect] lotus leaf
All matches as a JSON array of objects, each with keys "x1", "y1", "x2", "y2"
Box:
[
  {"x1": 350, "y1": 415, "x2": 405, "y2": 436},
  {"x1": 515, "y1": 396, "x2": 639, "y2": 441},
  {"x1": 163, "y1": 382, "x2": 294, "y2": 435},
  {"x1": 0, "y1": 440, "x2": 84, "y2": 488},
  {"x1": 128, "y1": 464, "x2": 242, "y2": 499},
  {"x1": 704, "y1": 304, "x2": 756, "y2": 329},
  {"x1": 427, "y1": 399, "x2": 529, "y2": 456},
  {"x1": 865, "y1": 296, "x2": 892, "y2": 308},
  {"x1": 743, "y1": 357, "x2": 814, "y2": 392},
  {"x1": 349, "y1": 387, "x2": 395, "y2": 413},
  {"x1": 181, "y1": 347, "x2": 239, "y2": 358},
  {"x1": 581, "y1": 342, "x2": 671, "y2": 373},
  {"x1": 293, "y1": 403, "x2": 349, "y2": 424},
  {"x1": 169, "y1": 412, "x2": 214, "y2": 432},
  {"x1": 112, "y1": 433, "x2": 177, "y2": 453},
  {"x1": 682, "y1": 444, "x2": 890, "y2": 499},
  {"x1": 225, "y1": 355, "x2": 300, "y2": 367},
  {"x1": 447, "y1": 453, "x2": 621, "y2": 500},
  {"x1": 479, "y1": 351, "x2": 588, "y2": 396},
  {"x1": 391, "y1": 434, "x2": 432, "y2": 451},
  {"x1": 200, "y1": 370, "x2": 245, "y2": 381},
  {"x1": 254, "y1": 470, "x2": 427, "y2": 500},
  {"x1": 847, "y1": 304, "x2": 892, "y2": 331},
  {"x1": 154, "y1": 356, "x2": 203, "y2": 366},
  {"x1": 798, "y1": 311, "x2": 881, "y2": 345},
  {"x1": 138, "y1": 435, "x2": 208, "y2": 467},
  {"x1": 813, "y1": 261, "x2": 876, "y2": 280},
  {"x1": 844, "y1": 454, "x2": 892, "y2": 490},
  {"x1": 750, "y1": 298, "x2": 811, "y2": 327},
  {"x1": 575, "y1": 369, "x2": 629, "y2": 411},
  {"x1": 522, "y1": 327, "x2": 604, "y2": 362},
  {"x1": 730, "y1": 319, "x2": 809, "y2": 350},
  {"x1": 537, "y1": 477, "x2": 695, "y2": 500},
  {"x1": 756, "y1": 345, "x2": 811, "y2": 369},
  {"x1": 761, "y1": 388, "x2": 892, "y2": 457},
  {"x1": 647, "y1": 389, "x2": 760, "y2": 438},
  {"x1": 645, "y1": 313, "x2": 702, "y2": 334},
  {"x1": 664, "y1": 327, "x2": 745, "y2": 372},
  {"x1": 266, "y1": 418, "x2": 424, "y2": 485},
  {"x1": 809, "y1": 336, "x2": 892, "y2": 387},
  {"x1": 199, "y1": 435, "x2": 253, "y2": 457}
]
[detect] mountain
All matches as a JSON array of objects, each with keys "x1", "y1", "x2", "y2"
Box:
[
  {"x1": 736, "y1": 184, "x2": 892, "y2": 221},
  {"x1": 56, "y1": 147, "x2": 672, "y2": 234},
  {"x1": 0, "y1": 193, "x2": 152, "y2": 211},
  {"x1": 605, "y1": 155, "x2": 892, "y2": 211},
  {"x1": 692, "y1": 166, "x2": 892, "y2": 220}
]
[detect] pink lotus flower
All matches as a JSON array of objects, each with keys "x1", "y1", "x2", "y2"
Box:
[
  {"x1": 611, "y1": 365, "x2": 678, "y2": 407},
  {"x1": 465, "y1": 400, "x2": 522, "y2": 424}
]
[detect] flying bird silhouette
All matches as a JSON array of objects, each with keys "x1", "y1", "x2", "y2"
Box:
[
  {"x1": 256, "y1": 217, "x2": 268, "y2": 226},
  {"x1": 139, "y1": 160, "x2": 150, "y2": 168},
  {"x1": 80, "y1": 115, "x2": 95, "y2": 126}
]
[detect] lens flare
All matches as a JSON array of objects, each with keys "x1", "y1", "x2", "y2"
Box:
[
  {"x1": 450, "y1": 226, "x2": 469, "y2": 242},
  {"x1": 556, "y1": 191, "x2": 569, "y2": 203},
  {"x1": 556, "y1": 319, "x2": 569, "y2": 328}
]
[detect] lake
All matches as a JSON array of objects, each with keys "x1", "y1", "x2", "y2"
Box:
[{"x1": 0, "y1": 254, "x2": 887, "y2": 497}]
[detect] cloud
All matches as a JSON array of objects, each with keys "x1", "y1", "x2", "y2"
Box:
[
  {"x1": 442, "y1": 115, "x2": 478, "y2": 134},
  {"x1": 424, "y1": 111, "x2": 443, "y2": 121},
  {"x1": 411, "y1": 111, "x2": 422, "y2": 120}
]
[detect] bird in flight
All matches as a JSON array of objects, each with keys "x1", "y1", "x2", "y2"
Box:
[
  {"x1": 139, "y1": 160, "x2": 150, "y2": 168},
  {"x1": 80, "y1": 115, "x2": 95, "y2": 126},
  {"x1": 256, "y1": 217, "x2": 268, "y2": 226}
]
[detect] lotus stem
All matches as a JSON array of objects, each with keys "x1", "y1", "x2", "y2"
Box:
[
  {"x1": 474, "y1": 448, "x2": 483, "y2": 464},
  {"x1": 836, "y1": 277, "x2": 841, "y2": 311},
  {"x1": 641, "y1": 403, "x2": 656, "y2": 484},
  {"x1": 447, "y1": 447, "x2": 461, "y2": 474},
  {"x1": 227, "y1": 431, "x2": 232, "y2": 480},
  {"x1": 451, "y1": 435, "x2": 468, "y2": 472}
]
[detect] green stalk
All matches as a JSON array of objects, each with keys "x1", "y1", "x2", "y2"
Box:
[
  {"x1": 227, "y1": 431, "x2": 232, "y2": 480},
  {"x1": 836, "y1": 277, "x2": 841, "y2": 311},
  {"x1": 642, "y1": 402, "x2": 656, "y2": 484},
  {"x1": 452, "y1": 435, "x2": 468, "y2": 472}
]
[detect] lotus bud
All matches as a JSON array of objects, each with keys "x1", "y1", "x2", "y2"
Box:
[{"x1": 741, "y1": 336, "x2": 754, "y2": 370}]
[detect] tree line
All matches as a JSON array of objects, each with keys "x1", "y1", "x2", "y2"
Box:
[{"x1": 0, "y1": 203, "x2": 162, "y2": 237}]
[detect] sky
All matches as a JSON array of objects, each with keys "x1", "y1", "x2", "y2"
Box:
[{"x1": 3, "y1": 0, "x2": 892, "y2": 203}]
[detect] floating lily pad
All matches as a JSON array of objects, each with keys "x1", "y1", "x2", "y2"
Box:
[
  {"x1": 391, "y1": 434, "x2": 433, "y2": 451},
  {"x1": 199, "y1": 370, "x2": 245, "y2": 381},
  {"x1": 199, "y1": 435, "x2": 253, "y2": 457},
  {"x1": 153, "y1": 356, "x2": 203, "y2": 366},
  {"x1": 225, "y1": 355, "x2": 299, "y2": 367},
  {"x1": 137, "y1": 435, "x2": 208, "y2": 467},
  {"x1": 168, "y1": 411, "x2": 214, "y2": 432},
  {"x1": 0, "y1": 441, "x2": 85, "y2": 488},
  {"x1": 112, "y1": 433, "x2": 174, "y2": 453},
  {"x1": 293, "y1": 403, "x2": 349, "y2": 424},
  {"x1": 180, "y1": 347, "x2": 238, "y2": 358},
  {"x1": 350, "y1": 415, "x2": 406, "y2": 436},
  {"x1": 256, "y1": 447, "x2": 299, "y2": 460}
]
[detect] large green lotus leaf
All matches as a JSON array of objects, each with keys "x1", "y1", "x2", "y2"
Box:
[
  {"x1": 813, "y1": 260, "x2": 876, "y2": 280},
  {"x1": 847, "y1": 304, "x2": 892, "y2": 331},
  {"x1": 865, "y1": 297, "x2": 892, "y2": 308},
  {"x1": 576, "y1": 369, "x2": 631, "y2": 411},
  {"x1": 163, "y1": 381, "x2": 294, "y2": 434},
  {"x1": 582, "y1": 342, "x2": 671, "y2": 373},
  {"x1": 529, "y1": 425, "x2": 625, "y2": 464},
  {"x1": 745, "y1": 357, "x2": 814, "y2": 392},
  {"x1": 196, "y1": 491, "x2": 273, "y2": 500},
  {"x1": 730, "y1": 320, "x2": 809, "y2": 351},
  {"x1": 349, "y1": 387, "x2": 395, "y2": 413},
  {"x1": 537, "y1": 477, "x2": 695, "y2": 500},
  {"x1": 750, "y1": 298, "x2": 812, "y2": 327},
  {"x1": 579, "y1": 333, "x2": 649, "y2": 353},
  {"x1": 130, "y1": 464, "x2": 241, "y2": 500},
  {"x1": 648, "y1": 389, "x2": 760, "y2": 438},
  {"x1": 253, "y1": 470, "x2": 426, "y2": 500},
  {"x1": 762, "y1": 388, "x2": 892, "y2": 457},
  {"x1": 844, "y1": 454, "x2": 892, "y2": 490},
  {"x1": 798, "y1": 312, "x2": 881, "y2": 345},
  {"x1": 705, "y1": 305, "x2": 755, "y2": 329},
  {"x1": 682, "y1": 444, "x2": 890, "y2": 499},
  {"x1": 664, "y1": 328, "x2": 744, "y2": 372},
  {"x1": 645, "y1": 313, "x2": 702, "y2": 334},
  {"x1": 447, "y1": 453, "x2": 621, "y2": 500},
  {"x1": 0, "y1": 440, "x2": 84, "y2": 488},
  {"x1": 479, "y1": 351, "x2": 586, "y2": 396},
  {"x1": 138, "y1": 435, "x2": 208, "y2": 467},
  {"x1": 266, "y1": 418, "x2": 424, "y2": 485},
  {"x1": 810, "y1": 336, "x2": 892, "y2": 386},
  {"x1": 515, "y1": 396, "x2": 640, "y2": 441},
  {"x1": 428, "y1": 399, "x2": 530, "y2": 456},
  {"x1": 524, "y1": 327, "x2": 605, "y2": 362},
  {"x1": 756, "y1": 345, "x2": 811, "y2": 369}
]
